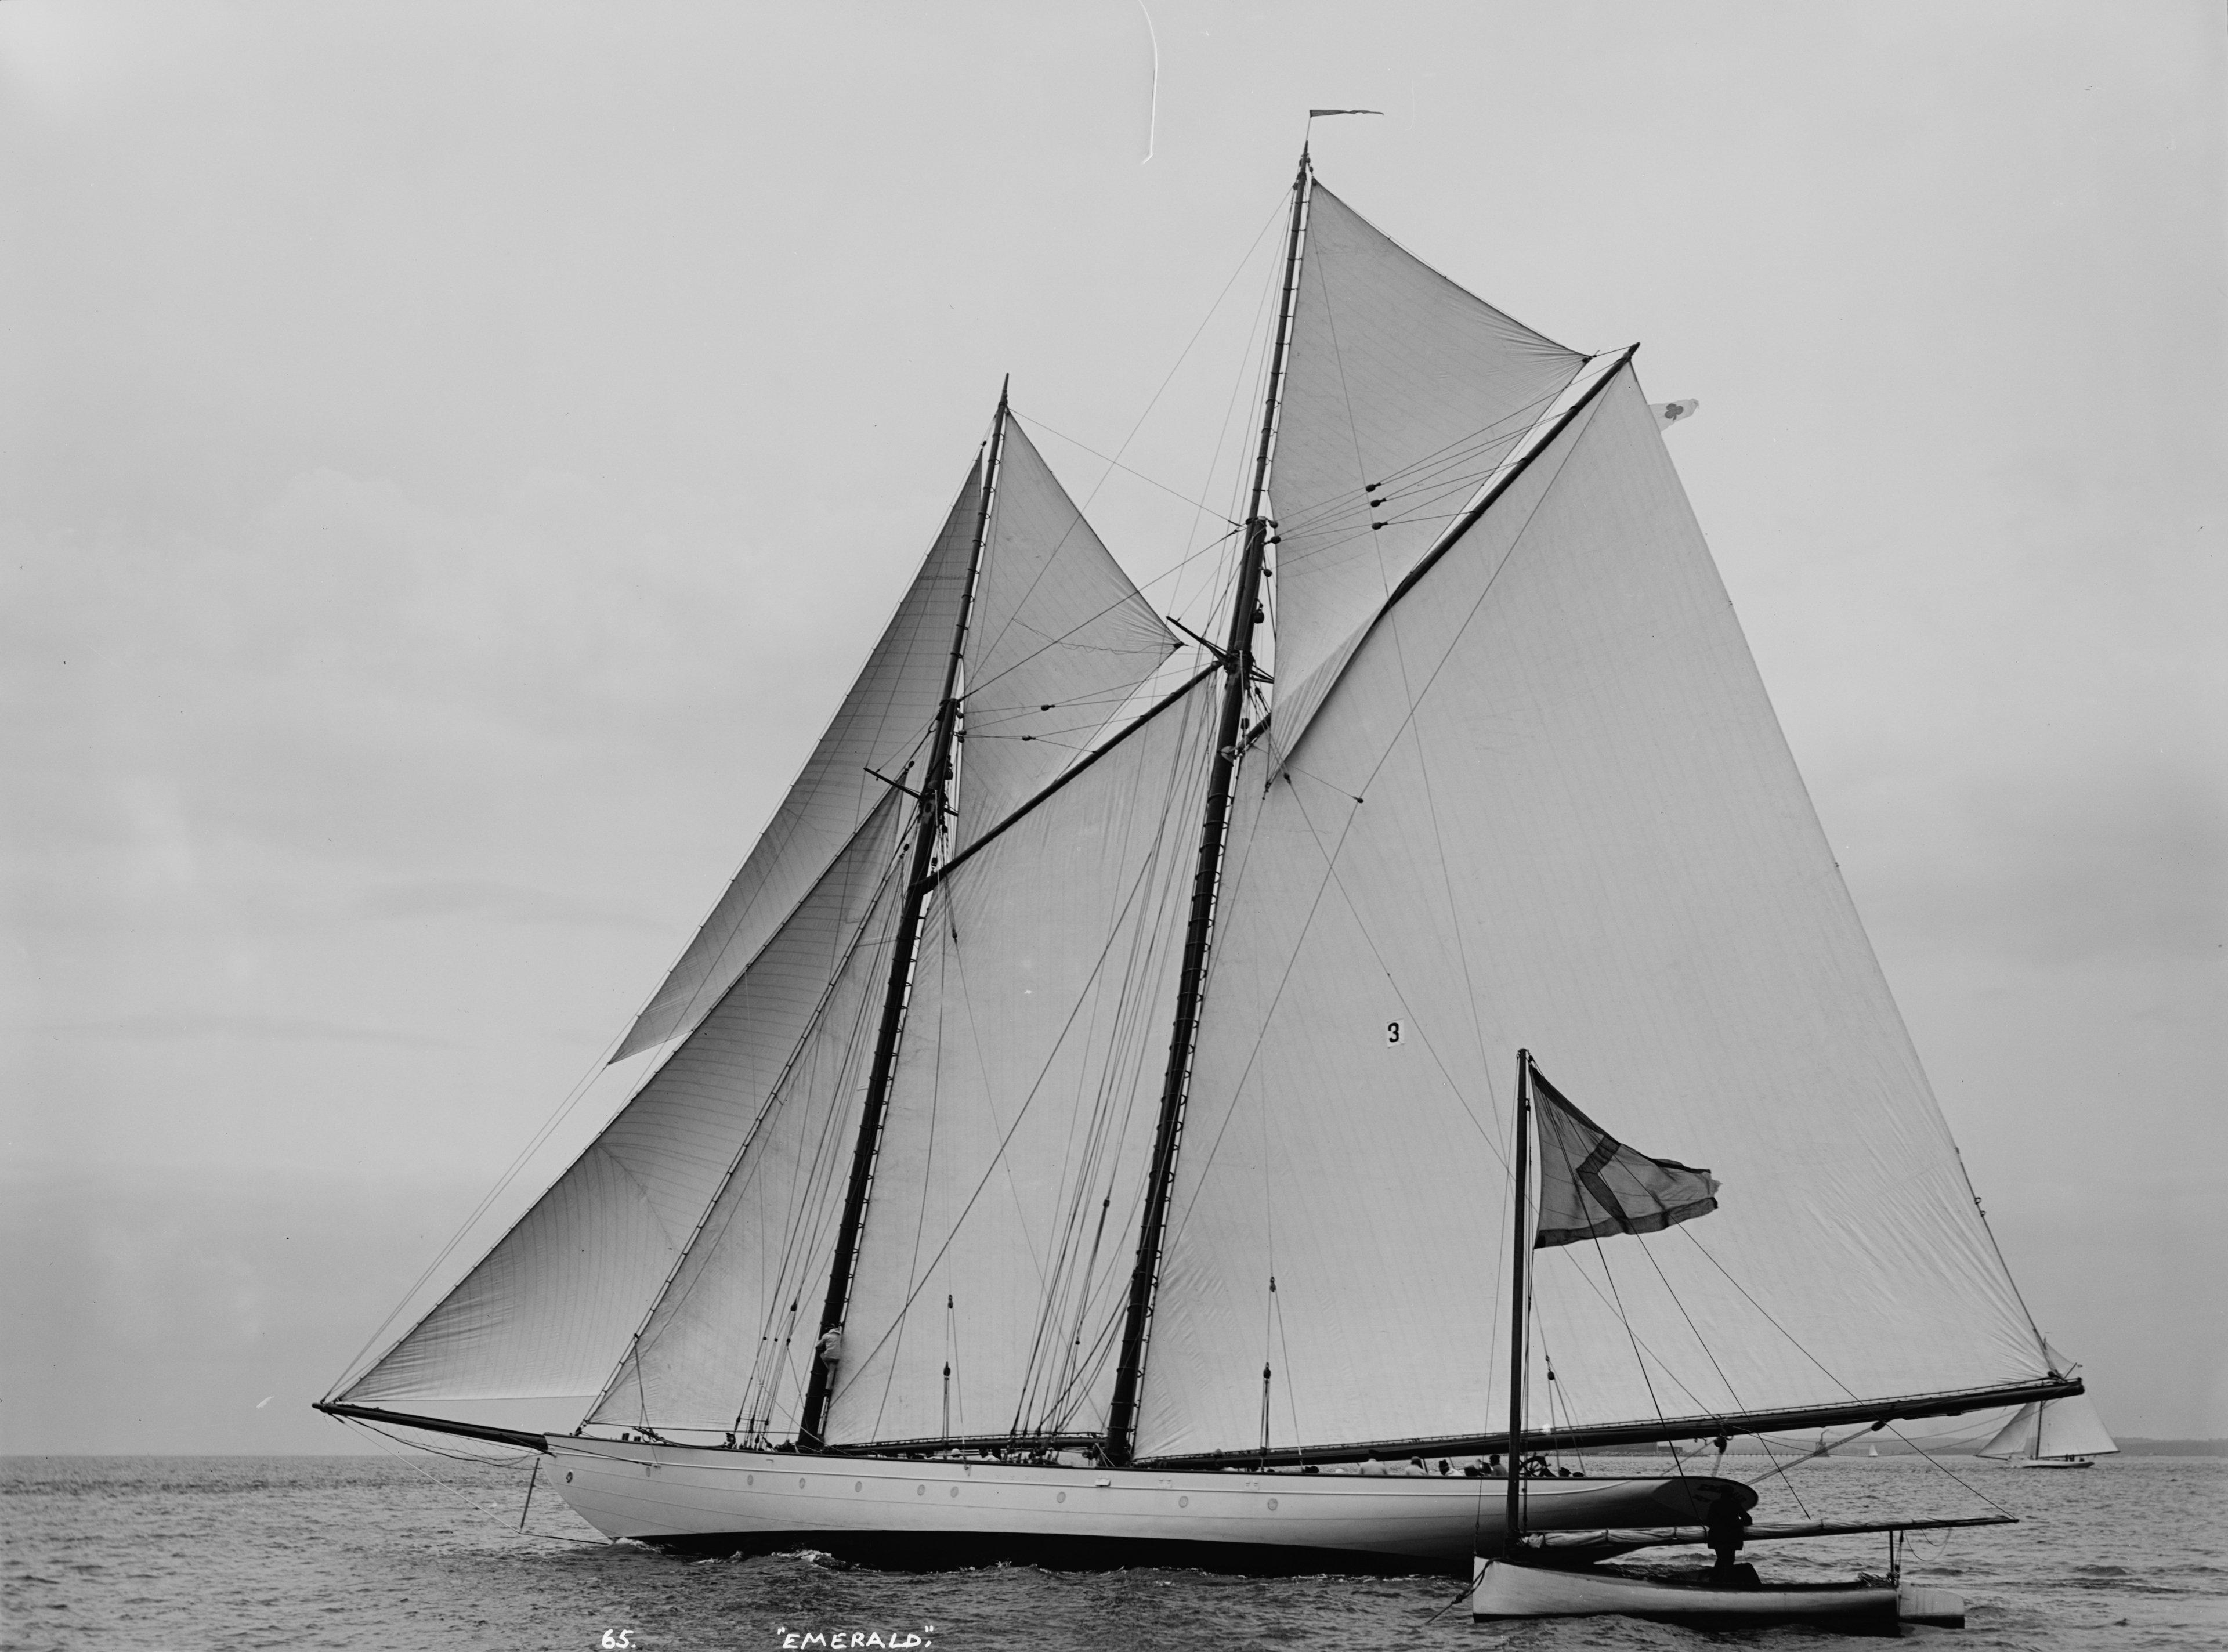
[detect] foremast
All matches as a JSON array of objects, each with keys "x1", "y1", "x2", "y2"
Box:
[
  {"x1": 1102, "y1": 149, "x2": 1314, "y2": 1465},
  {"x1": 799, "y1": 383, "x2": 1011, "y2": 1449}
]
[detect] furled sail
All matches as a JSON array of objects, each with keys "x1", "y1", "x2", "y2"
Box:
[
  {"x1": 338, "y1": 794, "x2": 906, "y2": 1406},
  {"x1": 1265, "y1": 183, "x2": 1586, "y2": 760},
  {"x1": 612, "y1": 469, "x2": 983, "y2": 1060},
  {"x1": 587, "y1": 809, "x2": 912, "y2": 1434},
  {"x1": 1133, "y1": 369, "x2": 2048, "y2": 1461},
  {"x1": 955, "y1": 420, "x2": 1179, "y2": 848},
  {"x1": 824, "y1": 677, "x2": 1218, "y2": 1447}
]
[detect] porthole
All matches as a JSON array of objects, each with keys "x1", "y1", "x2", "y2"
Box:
[
  {"x1": 949, "y1": 1485, "x2": 960, "y2": 1498},
  {"x1": 565, "y1": 1472, "x2": 573, "y2": 1484},
  {"x1": 1057, "y1": 1491, "x2": 1066, "y2": 1503},
  {"x1": 1267, "y1": 1497, "x2": 1279, "y2": 1511},
  {"x1": 798, "y1": 1477, "x2": 808, "y2": 1489},
  {"x1": 855, "y1": 1481, "x2": 863, "y2": 1492},
  {"x1": 747, "y1": 1474, "x2": 755, "y2": 1485},
  {"x1": 1178, "y1": 1495, "x2": 1188, "y2": 1508},
  {"x1": 917, "y1": 1484, "x2": 926, "y2": 1496}
]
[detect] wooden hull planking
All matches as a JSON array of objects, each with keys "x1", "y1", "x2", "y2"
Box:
[{"x1": 545, "y1": 1438, "x2": 1742, "y2": 1573}]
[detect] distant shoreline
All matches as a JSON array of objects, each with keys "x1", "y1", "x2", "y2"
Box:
[{"x1": 1578, "y1": 1438, "x2": 2227, "y2": 1459}]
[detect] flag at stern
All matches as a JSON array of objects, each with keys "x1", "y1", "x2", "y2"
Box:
[{"x1": 1531, "y1": 1064, "x2": 1720, "y2": 1249}]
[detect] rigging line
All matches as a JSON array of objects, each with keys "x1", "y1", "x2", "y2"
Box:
[
  {"x1": 587, "y1": 818, "x2": 912, "y2": 1420},
  {"x1": 1259, "y1": 388, "x2": 1564, "y2": 545},
  {"x1": 324, "y1": 1026, "x2": 636, "y2": 1397},
  {"x1": 1670, "y1": 1223, "x2": 1909, "y2": 1411},
  {"x1": 1073, "y1": 190, "x2": 1287, "y2": 526},
  {"x1": 1171, "y1": 212, "x2": 1290, "y2": 629},
  {"x1": 1527, "y1": 1099, "x2": 1712, "y2": 1452},
  {"x1": 859, "y1": 910, "x2": 955, "y2": 1444},
  {"x1": 339, "y1": 793, "x2": 912, "y2": 1408},
  {"x1": 1015, "y1": 412, "x2": 1242, "y2": 523},
  {"x1": 1281, "y1": 778, "x2": 1513, "y2": 1171},
  {"x1": 1622, "y1": 1231, "x2": 1808, "y2": 1517},
  {"x1": 1321, "y1": 392, "x2": 1605, "y2": 805},
  {"x1": 641, "y1": 708, "x2": 942, "y2": 1079},
  {"x1": 725, "y1": 872, "x2": 907, "y2": 1432},
  {"x1": 1033, "y1": 751, "x2": 1199, "y2": 1435},
  {"x1": 932, "y1": 665, "x2": 1217, "y2": 887},
  {"x1": 342, "y1": 1419, "x2": 610, "y2": 1548},
  {"x1": 1006, "y1": 702, "x2": 1208, "y2": 1435},
  {"x1": 1286, "y1": 381, "x2": 1569, "y2": 525},
  {"x1": 1876, "y1": 1425, "x2": 2018, "y2": 1519},
  {"x1": 825, "y1": 729, "x2": 1203, "y2": 1401},
  {"x1": 1019, "y1": 749, "x2": 1182, "y2": 1431}
]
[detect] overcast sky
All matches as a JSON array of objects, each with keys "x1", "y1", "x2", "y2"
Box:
[{"x1": 4, "y1": 1, "x2": 2221, "y2": 1455}]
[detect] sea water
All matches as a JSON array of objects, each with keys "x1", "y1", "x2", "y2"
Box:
[{"x1": 4, "y1": 1453, "x2": 2220, "y2": 1650}]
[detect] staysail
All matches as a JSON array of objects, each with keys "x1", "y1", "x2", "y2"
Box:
[
  {"x1": 1133, "y1": 368, "x2": 2050, "y2": 1461},
  {"x1": 338, "y1": 791, "x2": 907, "y2": 1406},
  {"x1": 613, "y1": 470, "x2": 983, "y2": 1060},
  {"x1": 587, "y1": 825, "x2": 909, "y2": 1435}
]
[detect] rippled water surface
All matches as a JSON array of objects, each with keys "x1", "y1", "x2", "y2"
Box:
[{"x1": 4, "y1": 1454, "x2": 2220, "y2": 1650}]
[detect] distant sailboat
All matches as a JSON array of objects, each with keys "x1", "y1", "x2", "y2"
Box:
[
  {"x1": 319, "y1": 147, "x2": 2084, "y2": 1579},
  {"x1": 1978, "y1": 1349, "x2": 2117, "y2": 1469}
]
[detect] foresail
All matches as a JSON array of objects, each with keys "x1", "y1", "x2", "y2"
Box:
[
  {"x1": 824, "y1": 677, "x2": 1218, "y2": 1447},
  {"x1": 613, "y1": 465, "x2": 983, "y2": 1060},
  {"x1": 1974, "y1": 1403, "x2": 2040, "y2": 1459},
  {"x1": 956, "y1": 420, "x2": 1177, "y2": 849},
  {"x1": 340, "y1": 794, "x2": 907, "y2": 1407},
  {"x1": 1267, "y1": 183, "x2": 1585, "y2": 755},
  {"x1": 589, "y1": 808, "x2": 912, "y2": 1434},
  {"x1": 1133, "y1": 370, "x2": 2047, "y2": 1461}
]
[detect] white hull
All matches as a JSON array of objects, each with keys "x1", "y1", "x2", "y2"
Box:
[
  {"x1": 2009, "y1": 1456, "x2": 2095, "y2": 1469},
  {"x1": 547, "y1": 1438, "x2": 1740, "y2": 1571},
  {"x1": 1471, "y1": 1558, "x2": 1961, "y2": 1635}
]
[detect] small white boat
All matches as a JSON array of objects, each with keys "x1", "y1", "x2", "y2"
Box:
[{"x1": 1471, "y1": 1558, "x2": 1964, "y2": 1635}]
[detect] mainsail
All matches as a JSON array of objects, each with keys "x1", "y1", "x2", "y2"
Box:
[{"x1": 1131, "y1": 361, "x2": 2048, "y2": 1462}]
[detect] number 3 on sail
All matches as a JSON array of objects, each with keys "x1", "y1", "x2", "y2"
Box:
[{"x1": 319, "y1": 146, "x2": 2087, "y2": 1600}]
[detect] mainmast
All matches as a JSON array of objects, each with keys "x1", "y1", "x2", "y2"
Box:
[
  {"x1": 798, "y1": 382, "x2": 1010, "y2": 1449},
  {"x1": 1102, "y1": 149, "x2": 1314, "y2": 1465}
]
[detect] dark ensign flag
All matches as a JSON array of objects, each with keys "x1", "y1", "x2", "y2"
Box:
[{"x1": 1530, "y1": 1066, "x2": 1720, "y2": 1249}]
